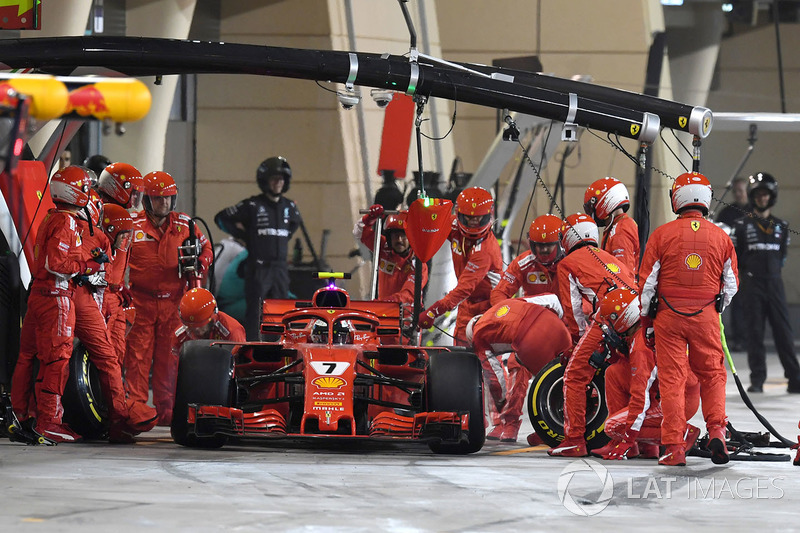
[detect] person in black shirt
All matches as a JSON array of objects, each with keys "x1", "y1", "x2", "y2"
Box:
[
  {"x1": 731, "y1": 172, "x2": 800, "y2": 393},
  {"x1": 215, "y1": 156, "x2": 302, "y2": 340},
  {"x1": 715, "y1": 176, "x2": 751, "y2": 351}
]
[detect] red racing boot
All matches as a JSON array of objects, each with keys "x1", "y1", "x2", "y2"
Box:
[
  {"x1": 35, "y1": 421, "x2": 83, "y2": 444},
  {"x1": 658, "y1": 444, "x2": 686, "y2": 466},
  {"x1": 500, "y1": 419, "x2": 522, "y2": 444},
  {"x1": 708, "y1": 426, "x2": 730, "y2": 465},
  {"x1": 526, "y1": 432, "x2": 543, "y2": 446},
  {"x1": 486, "y1": 425, "x2": 504, "y2": 441},
  {"x1": 547, "y1": 437, "x2": 588, "y2": 457},
  {"x1": 684, "y1": 424, "x2": 701, "y2": 453}
]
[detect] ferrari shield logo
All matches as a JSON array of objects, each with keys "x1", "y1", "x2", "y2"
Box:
[
  {"x1": 495, "y1": 305, "x2": 510, "y2": 318},
  {"x1": 630, "y1": 123, "x2": 640, "y2": 136},
  {"x1": 678, "y1": 116, "x2": 687, "y2": 128},
  {"x1": 691, "y1": 220, "x2": 700, "y2": 232},
  {"x1": 431, "y1": 214, "x2": 437, "y2": 221},
  {"x1": 704, "y1": 117, "x2": 711, "y2": 135},
  {"x1": 606, "y1": 263, "x2": 621, "y2": 273}
]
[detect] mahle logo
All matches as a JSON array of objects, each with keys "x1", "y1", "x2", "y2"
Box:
[{"x1": 557, "y1": 459, "x2": 614, "y2": 516}]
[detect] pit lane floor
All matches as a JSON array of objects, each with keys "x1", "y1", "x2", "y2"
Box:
[{"x1": 2, "y1": 349, "x2": 798, "y2": 532}]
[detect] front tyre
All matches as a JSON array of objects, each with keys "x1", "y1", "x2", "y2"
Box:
[
  {"x1": 527, "y1": 358, "x2": 609, "y2": 450},
  {"x1": 171, "y1": 340, "x2": 233, "y2": 449},
  {"x1": 426, "y1": 351, "x2": 485, "y2": 454}
]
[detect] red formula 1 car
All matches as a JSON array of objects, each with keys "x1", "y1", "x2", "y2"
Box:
[{"x1": 170, "y1": 279, "x2": 485, "y2": 454}]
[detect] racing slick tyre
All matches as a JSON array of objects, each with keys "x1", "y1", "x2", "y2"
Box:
[
  {"x1": 171, "y1": 340, "x2": 233, "y2": 448},
  {"x1": 527, "y1": 358, "x2": 609, "y2": 450},
  {"x1": 62, "y1": 341, "x2": 107, "y2": 440},
  {"x1": 426, "y1": 351, "x2": 485, "y2": 454}
]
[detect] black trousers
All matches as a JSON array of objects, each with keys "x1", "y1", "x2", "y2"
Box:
[
  {"x1": 740, "y1": 275, "x2": 800, "y2": 387},
  {"x1": 243, "y1": 261, "x2": 290, "y2": 341}
]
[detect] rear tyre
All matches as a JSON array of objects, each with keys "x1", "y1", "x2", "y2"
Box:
[
  {"x1": 62, "y1": 341, "x2": 107, "y2": 439},
  {"x1": 527, "y1": 358, "x2": 609, "y2": 449},
  {"x1": 171, "y1": 340, "x2": 233, "y2": 448},
  {"x1": 426, "y1": 351, "x2": 485, "y2": 454}
]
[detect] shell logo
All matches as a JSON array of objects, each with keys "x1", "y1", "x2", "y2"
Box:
[
  {"x1": 685, "y1": 253, "x2": 703, "y2": 270},
  {"x1": 606, "y1": 263, "x2": 620, "y2": 273},
  {"x1": 135, "y1": 230, "x2": 144, "y2": 240},
  {"x1": 312, "y1": 376, "x2": 346, "y2": 389},
  {"x1": 495, "y1": 305, "x2": 510, "y2": 318}
]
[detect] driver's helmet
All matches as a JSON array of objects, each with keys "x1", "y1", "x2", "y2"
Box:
[
  {"x1": 332, "y1": 320, "x2": 353, "y2": 344},
  {"x1": 310, "y1": 319, "x2": 329, "y2": 344}
]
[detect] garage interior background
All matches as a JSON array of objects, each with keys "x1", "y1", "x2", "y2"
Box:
[{"x1": 6, "y1": 0, "x2": 799, "y2": 328}]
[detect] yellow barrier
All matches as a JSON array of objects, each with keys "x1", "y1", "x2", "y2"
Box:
[{"x1": 0, "y1": 73, "x2": 151, "y2": 122}]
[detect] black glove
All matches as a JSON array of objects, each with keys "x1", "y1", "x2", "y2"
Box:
[{"x1": 91, "y1": 247, "x2": 110, "y2": 264}]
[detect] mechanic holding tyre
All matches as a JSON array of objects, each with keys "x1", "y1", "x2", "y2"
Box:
[
  {"x1": 354, "y1": 206, "x2": 428, "y2": 304},
  {"x1": 215, "y1": 156, "x2": 302, "y2": 341},
  {"x1": 594, "y1": 288, "x2": 702, "y2": 461},
  {"x1": 639, "y1": 172, "x2": 739, "y2": 466},
  {"x1": 466, "y1": 294, "x2": 571, "y2": 445},
  {"x1": 548, "y1": 213, "x2": 635, "y2": 458},
  {"x1": 418, "y1": 186, "x2": 503, "y2": 345},
  {"x1": 126, "y1": 171, "x2": 213, "y2": 427}
]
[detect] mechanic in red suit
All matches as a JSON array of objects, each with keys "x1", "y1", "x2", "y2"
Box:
[
  {"x1": 353, "y1": 206, "x2": 428, "y2": 304},
  {"x1": 467, "y1": 294, "x2": 571, "y2": 444},
  {"x1": 71, "y1": 191, "x2": 142, "y2": 443},
  {"x1": 639, "y1": 171, "x2": 739, "y2": 466},
  {"x1": 172, "y1": 288, "x2": 246, "y2": 360},
  {"x1": 548, "y1": 213, "x2": 636, "y2": 457},
  {"x1": 5, "y1": 192, "x2": 109, "y2": 423},
  {"x1": 490, "y1": 214, "x2": 563, "y2": 305},
  {"x1": 582, "y1": 288, "x2": 701, "y2": 460},
  {"x1": 20, "y1": 167, "x2": 110, "y2": 442},
  {"x1": 96, "y1": 162, "x2": 145, "y2": 213},
  {"x1": 584, "y1": 177, "x2": 639, "y2": 276},
  {"x1": 94, "y1": 162, "x2": 155, "y2": 427},
  {"x1": 419, "y1": 187, "x2": 502, "y2": 346},
  {"x1": 126, "y1": 171, "x2": 213, "y2": 426},
  {"x1": 99, "y1": 204, "x2": 135, "y2": 364}
]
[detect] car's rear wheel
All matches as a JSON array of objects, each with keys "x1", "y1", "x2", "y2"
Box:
[
  {"x1": 62, "y1": 341, "x2": 107, "y2": 440},
  {"x1": 426, "y1": 351, "x2": 485, "y2": 454},
  {"x1": 171, "y1": 340, "x2": 233, "y2": 448},
  {"x1": 527, "y1": 358, "x2": 609, "y2": 449}
]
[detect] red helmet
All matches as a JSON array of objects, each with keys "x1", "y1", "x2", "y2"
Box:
[
  {"x1": 583, "y1": 177, "x2": 630, "y2": 225},
  {"x1": 50, "y1": 166, "x2": 92, "y2": 207},
  {"x1": 528, "y1": 214, "x2": 562, "y2": 244},
  {"x1": 598, "y1": 288, "x2": 641, "y2": 335},
  {"x1": 383, "y1": 212, "x2": 406, "y2": 233},
  {"x1": 528, "y1": 214, "x2": 563, "y2": 265},
  {"x1": 456, "y1": 186, "x2": 494, "y2": 239},
  {"x1": 143, "y1": 171, "x2": 178, "y2": 213},
  {"x1": 101, "y1": 203, "x2": 134, "y2": 252},
  {"x1": 86, "y1": 189, "x2": 103, "y2": 227},
  {"x1": 97, "y1": 162, "x2": 144, "y2": 209},
  {"x1": 560, "y1": 213, "x2": 599, "y2": 254},
  {"x1": 179, "y1": 288, "x2": 218, "y2": 328},
  {"x1": 671, "y1": 172, "x2": 712, "y2": 215}
]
